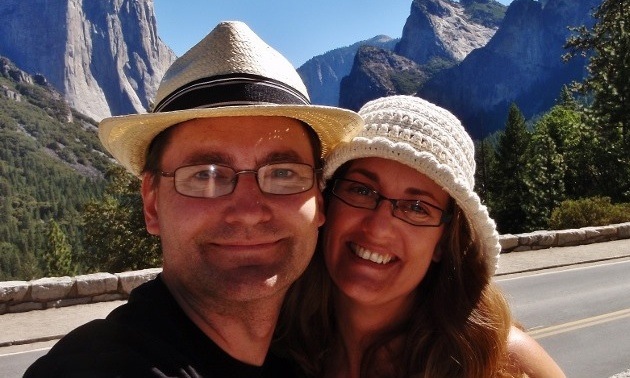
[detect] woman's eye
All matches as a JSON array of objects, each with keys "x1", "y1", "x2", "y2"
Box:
[
  {"x1": 349, "y1": 184, "x2": 372, "y2": 196},
  {"x1": 408, "y1": 202, "x2": 430, "y2": 214}
]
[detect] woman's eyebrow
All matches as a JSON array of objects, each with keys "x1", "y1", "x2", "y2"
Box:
[
  {"x1": 348, "y1": 167, "x2": 441, "y2": 202},
  {"x1": 404, "y1": 187, "x2": 441, "y2": 203}
]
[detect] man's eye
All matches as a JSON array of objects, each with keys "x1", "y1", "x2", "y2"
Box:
[
  {"x1": 192, "y1": 168, "x2": 230, "y2": 182},
  {"x1": 193, "y1": 170, "x2": 214, "y2": 179},
  {"x1": 270, "y1": 168, "x2": 295, "y2": 179}
]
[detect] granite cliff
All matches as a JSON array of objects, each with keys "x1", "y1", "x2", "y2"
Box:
[
  {"x1": 336, "y1": 0, "x2": 504, "y2": 112},
  {"x1": 395, "y1": 0, "x2": 501, "y2": 65},
  {"x1": 339, "y1": 46, "x2": 426, "y2": 111},
  {"x1": 0, "y1": 0, "x2": 176, "y2": 121},
  {"x1": 418, "y1": 0, "x2": 600, "y2": 137},
  {"x1": 297, "y1": 36, "x2": 398, "y2": 106}
]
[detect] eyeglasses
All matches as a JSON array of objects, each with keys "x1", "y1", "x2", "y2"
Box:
[
  {"x1": 157, "y1": 163, "x2": 319, "y2": 198},
  {"x1": 331, "y1": 178, "x2": 451, "y2": 227}
]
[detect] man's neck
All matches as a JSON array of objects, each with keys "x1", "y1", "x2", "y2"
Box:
[{"x1": 165, "y1": 279, "x2": 285, "y2": 366}]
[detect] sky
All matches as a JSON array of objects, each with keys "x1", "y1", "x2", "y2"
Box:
[{"x1": 154, "y1": 0, "x2": 513, "y2": 68}]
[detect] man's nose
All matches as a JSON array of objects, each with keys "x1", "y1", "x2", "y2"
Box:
[{"x1": 223, "y1": 173, "x2": 272, "y2": 225}]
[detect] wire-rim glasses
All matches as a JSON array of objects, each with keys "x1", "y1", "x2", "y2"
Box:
[
  {"x1": 157, "y1": 162, "x2": 319, "y2": 198},
  {"x1": 331, "y1": 178, "x2": 451, "y2": 227}
]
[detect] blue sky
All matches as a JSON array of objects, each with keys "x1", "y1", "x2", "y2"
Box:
[{"x1": 154, "y1": 0, "x2": 513, "y2": 68}]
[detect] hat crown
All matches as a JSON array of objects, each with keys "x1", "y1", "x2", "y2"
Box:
[
  {"x1": 358, "y1": 96, "x2": 476, "y2": 189},
  {"x1": 154, "y1": 21, "x2": 309, "y2": 109}
]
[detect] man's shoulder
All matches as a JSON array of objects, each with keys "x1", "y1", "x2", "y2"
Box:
[
  {"x1": 23, "y1": 318, "x2": 162, "y2": 377},
  {"x1": 23, "y1": 277, "x2": 301, "y2": 377},
  {"x1": 23, "y1": 278, "x2": 183, "y2": 377}
]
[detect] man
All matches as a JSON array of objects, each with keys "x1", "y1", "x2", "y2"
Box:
[{"x1": 25, "y1": 21, "x2": 362, "y2": 377}]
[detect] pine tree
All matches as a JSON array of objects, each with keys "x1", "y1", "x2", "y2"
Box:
[
  {"x1": 492, "y1": 104, "x2": 531, "y2": 234},
  {"x1": 523, "y1": 121, "x2": 566, "y2": 231},
  {"x1": 43, "y1": 219, "x2": 75, "y2": 277},
  {"x1": 564, "y1": 0, "x2": 630, "y2": 201},
  {"x1": 81, "y1": 165, "x2": 161, "y2": 273}
]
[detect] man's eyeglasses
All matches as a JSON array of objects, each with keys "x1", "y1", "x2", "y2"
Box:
[
  {"x1": 157, "y1": 163, "x2": 319, "y2": 198},
  {"x1": 331, "y1": 178, "x2": 451, "y2": 227}
]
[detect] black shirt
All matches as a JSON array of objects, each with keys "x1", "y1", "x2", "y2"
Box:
[{"x1": 24, "y1": 275, "x2": 297, "y2": 377}]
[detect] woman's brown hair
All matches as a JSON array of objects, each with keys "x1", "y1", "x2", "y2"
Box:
[{"x1": 273, "y1": 163, "x2": 519, "y2": 377}]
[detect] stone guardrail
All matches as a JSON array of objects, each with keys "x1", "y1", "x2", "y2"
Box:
[{"x1": 1, "y1": 222, "x2": 629, "y2": 315}]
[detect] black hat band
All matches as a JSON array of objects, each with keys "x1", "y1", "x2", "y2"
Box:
[{"x1": 154, "y1": 73, "x2": 310, "y2": 112}]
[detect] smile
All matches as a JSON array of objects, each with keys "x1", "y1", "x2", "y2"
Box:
[{"x1": 350, "y1": 243, "x2": 394, "y2": 264}]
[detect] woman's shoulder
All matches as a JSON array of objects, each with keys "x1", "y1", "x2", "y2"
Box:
[{"x1": 506, "y1": 325, "x2": 566, "y2": 378}]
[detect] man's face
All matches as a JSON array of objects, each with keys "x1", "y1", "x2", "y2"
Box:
[{"x1": 142, "y1": 116, "x2": 325, "y2": 305}]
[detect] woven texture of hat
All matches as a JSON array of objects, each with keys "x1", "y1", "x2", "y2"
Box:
[
  {"x1": 155, "y1": 21, "x2": 310, "y2": 105},
  {"x1": 324, "y1": 95, "x2": 500, "y2": 274}
]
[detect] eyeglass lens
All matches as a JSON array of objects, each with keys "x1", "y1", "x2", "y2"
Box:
[
  {"x1": 332, "y1": 179, "x2": 446, "y2": 226},
  {"x1": 167, "y1": 163, "x2": 316, "y2": 198}
]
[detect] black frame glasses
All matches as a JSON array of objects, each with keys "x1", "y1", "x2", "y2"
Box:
[
  {"x1": 158, "y1": 162, "x2": 320, "y2": 198},
  {"x1": 331, "y1": 178, "x2": 451, "y2": 227}
]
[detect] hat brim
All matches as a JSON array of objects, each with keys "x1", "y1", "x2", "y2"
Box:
[{"x1": 99, "y1": 104, "x2": 363, "y2": 177}]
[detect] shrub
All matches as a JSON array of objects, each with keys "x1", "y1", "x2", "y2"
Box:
[{"x1": 549, "y1": 196, "x2": 630, "y2": 229}]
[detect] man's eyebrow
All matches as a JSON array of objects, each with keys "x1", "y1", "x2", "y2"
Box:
[
  {"x1": 260, "y1": 150, "x2": 305, "y2": 164},
  {"x1": 182, "y1": 152, "x2": 233, "y2": 166},
  {"x1": 181, "y1": 150, "x2": 306, "y2": 167}
]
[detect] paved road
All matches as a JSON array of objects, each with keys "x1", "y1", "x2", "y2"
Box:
[{"x1": 498, "y1": 258, "x2": 630, "y2": 377}]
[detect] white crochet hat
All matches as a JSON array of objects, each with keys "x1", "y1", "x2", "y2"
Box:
[{"x1": 324, "y1": 95, "x2": 500, "y2": 275}]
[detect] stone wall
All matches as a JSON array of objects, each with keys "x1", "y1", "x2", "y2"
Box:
[
  {"x1": 0, "y1": 268, "x2": 160, "y2": 315},
  {"x1": 1, "y1": 222, "x2": 629, "y2": 315},
  {"x1": 498, "y1": 222, "x2": 630, "y2": 252}
]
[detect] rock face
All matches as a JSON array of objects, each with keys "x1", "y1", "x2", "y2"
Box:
[
  {"x1": 395, "y1": 0, "x2": 499, "y2": 64},
  {"x1": 419, "y1": 0, "x2": 599, "y2": 137},
  {"x1": 338, "y1": 0, "x2": 501, "y2": 111},
  {"x1": 297, "y1": 36, "x2": 398, "y2": 106},
  {"x1": 339, "y1": 46, "x2": 426, "y2": 111},
  {"x1": 0, "y1": 0, "x2": 176, "y2": 121}
]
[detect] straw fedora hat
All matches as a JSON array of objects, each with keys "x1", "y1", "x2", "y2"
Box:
[{"x1": 98, "y1": 21, "x2": 363, "y2": 176}]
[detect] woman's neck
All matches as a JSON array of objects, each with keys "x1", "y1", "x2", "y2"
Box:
[{"x1": 327, "y1": 292, "x2": 414, "y2": 378}]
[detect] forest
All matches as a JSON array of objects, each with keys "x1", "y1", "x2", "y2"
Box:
[{"x1": 0, "y1": 0, "x2": 628, "y2": 280}]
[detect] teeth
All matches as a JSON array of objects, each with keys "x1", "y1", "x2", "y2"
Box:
[{"x1": 352, "y1": 244, "x2": 393, "y2": 264}]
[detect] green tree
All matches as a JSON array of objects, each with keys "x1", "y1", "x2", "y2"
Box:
[
  {"x1": 523, "y1": 121, "x2": 566, "y2": 231},
  {"x1": 564, "y1": 0, "x2": 630, "y2": 200},
  {"x1": 81, "y1": 165, "x2": 161, "y2": 273},
  {"x1": 43, "y1": 220, "x2": 75, "y2": 277},
  {"x1": 474, "y1": 132, "x2": 500, "y2": 207},
  {"x1": 537, "y1": 103, "x2": 598, "y2": 199},
  {"x1": 492, "y1": 104, "x2": 531, "y2": 234}
]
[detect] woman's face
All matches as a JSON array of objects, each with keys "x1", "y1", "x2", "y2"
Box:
[{"x1": 323, "y1": 157, "x2": 449, "y2": 309}]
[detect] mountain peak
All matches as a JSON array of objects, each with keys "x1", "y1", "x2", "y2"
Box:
[
  {"x1": 395, "y1": 0, "x2": 503, "y2": 64},
  {"x1": 0, "y1": 0, "x2": 176, "y2": 121}
]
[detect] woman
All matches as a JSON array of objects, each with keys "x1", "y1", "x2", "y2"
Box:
[{"x1": 275, "y1": 95, "x2": 565, "y2": 377}]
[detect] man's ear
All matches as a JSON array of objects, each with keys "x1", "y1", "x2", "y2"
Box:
[
  {"x1": 141, "y1": 173, "x2": 160, "y2": 236},
  {"x1": 315, "y1": 189, "x2": 326, "y2": 228}
]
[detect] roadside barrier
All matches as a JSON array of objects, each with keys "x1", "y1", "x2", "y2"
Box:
[{"x1": 1, "y1": 222, "x2": 629, "y2": 315}]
